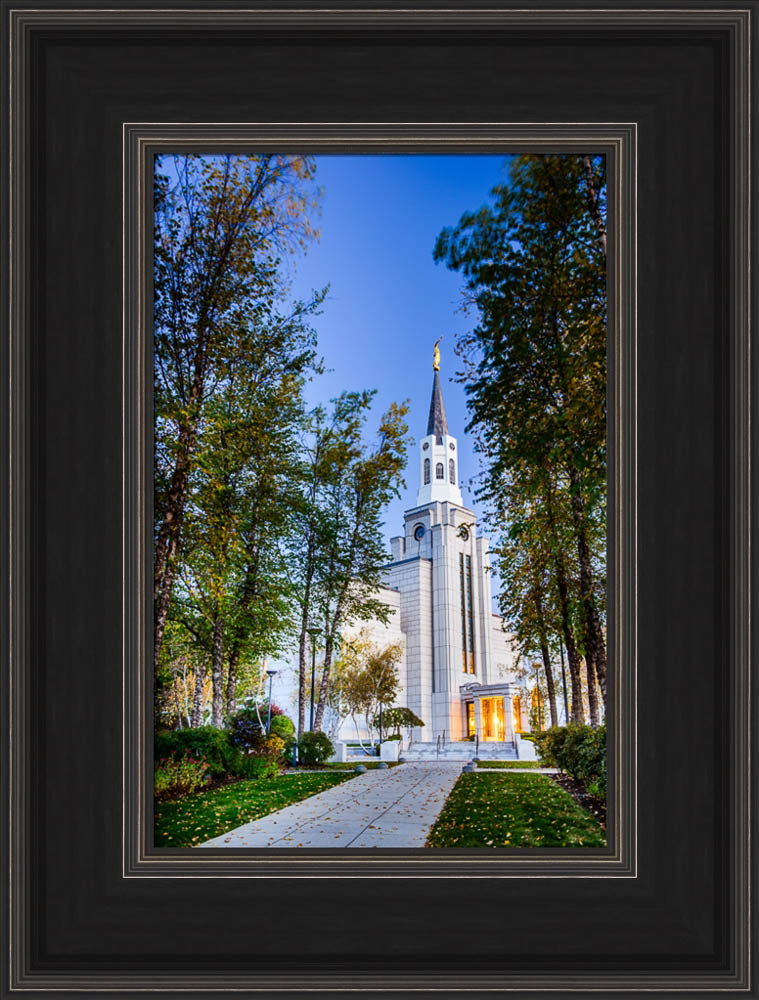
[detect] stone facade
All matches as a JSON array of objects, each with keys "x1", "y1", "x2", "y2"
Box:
[{"x1": 338, "y1": 369, "x2": 522, "y2": 743}]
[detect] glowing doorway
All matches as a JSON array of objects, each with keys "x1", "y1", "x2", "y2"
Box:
[{"x1": 480, "y1": 696, "x2": 505, "y2": 741}]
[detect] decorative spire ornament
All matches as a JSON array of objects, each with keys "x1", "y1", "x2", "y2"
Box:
[{"x1": 433, "y1": 336, "x2": 442, "y2": 371}]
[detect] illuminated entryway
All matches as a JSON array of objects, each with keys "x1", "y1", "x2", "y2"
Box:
[
  {"x1": 459, "y1": 681, "x2": 516, "y2": 743},
  {"x1": 480, "y1": 696, "x2": 506, "y2": 741}
]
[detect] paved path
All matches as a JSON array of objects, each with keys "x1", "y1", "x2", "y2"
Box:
[{"x1": 200, "y1": 762, "x2": 462, "y2": 848}]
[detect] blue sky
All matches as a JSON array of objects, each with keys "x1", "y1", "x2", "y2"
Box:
[{"x1": 283, "y1": 154, "x2": 512, "y2": 546}]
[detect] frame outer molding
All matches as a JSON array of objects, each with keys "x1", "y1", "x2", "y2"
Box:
[{"x1": 3, "y1": 3, "x2": 753, "y2": 995}]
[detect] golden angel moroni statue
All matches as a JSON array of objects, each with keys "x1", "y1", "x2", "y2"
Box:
[{"x1": 433, "y1": 337, "x2": 442, "y2": 371}]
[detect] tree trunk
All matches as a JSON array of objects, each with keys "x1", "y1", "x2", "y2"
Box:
[
  {"x1": 191, "y1": 659, "x2": 205, "y2": 727},
  {"x1": 172, "y1": 667, "x2": 184, "y2": 729},
  {"x1": 540, "y1": 646, "x2": 558, "y2": 729},
  {"x1": 153, "y1": 382, "x2": 204, "y2": 669},
  {"x1": 226, "y1": 653, "x2": 238, "y2": 719},
  {"x1": 544, "y1": 310, "x2": 607, "y2": 709},
  {"x1": 567, "y1": 469, "x2": 607, "y2": 703},
  {"x1": 543, "y1": 479, "x2": 586, "y2": 724},
  {"x1": 210, "y1": 614, "x2": 224, "y2": 728},
  {"x1": 553, "y1": 556, "x2": 585, "y2": 724},
  {"x1": 296, "y1": 528, "x2": 318, "y2": 735},
  {"x1": 297, "y1": 615, "x2": 309, "y2": 736},
  {"x1": 585, "y1": 651, "x2": 599, "y2": 727},
  {"x1": 314, "y1": 630, "x2": 336, "y2": 732},
  {"x1": 533, "y1": 589, "x2": 558, "y2": 728},
  {"x1": 313, "y1": 499, "x2": 363, "y2": 733}
]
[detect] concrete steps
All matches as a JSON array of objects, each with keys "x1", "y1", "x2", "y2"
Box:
[{"x1": 402, "y1": 741, "x2": 518, "y2": 762}]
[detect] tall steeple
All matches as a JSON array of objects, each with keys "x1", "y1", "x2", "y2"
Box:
[
  {"x1": 416, "y1": 342, "x2": 463, "y2": 507},
  {"x1": 426, "y1": 370, "x2": 449, "y2": 443}
]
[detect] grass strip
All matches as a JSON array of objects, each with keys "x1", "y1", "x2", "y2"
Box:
[
  {"x1": 426, "y1": 772, "x2": 606, "y2": 848},
  {"x1": 156, "y1": 772, "x2": 354, "y2": 848},
  {"x1": 475, "y1": 760, "x2": 543, "y2": 770}
]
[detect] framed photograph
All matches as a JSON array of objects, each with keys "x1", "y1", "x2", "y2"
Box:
[{"x1": 2, "y1": 3, "x2": 755, "y2": 997}]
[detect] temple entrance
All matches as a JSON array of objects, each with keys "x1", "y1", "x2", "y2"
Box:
[
  {"x1": 480, "y1": 696, "x2": 506, "y2": 741},
  {"x1": 466, "y1": 702, "x2": 476, "y2": 738}
]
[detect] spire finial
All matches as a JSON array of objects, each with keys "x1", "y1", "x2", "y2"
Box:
[{"x1": 433, "y1": 336, "x2": 442, "y2": 371}]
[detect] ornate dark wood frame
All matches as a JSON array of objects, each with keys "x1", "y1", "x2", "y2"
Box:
[{"x1": 2, "y1": 3, "x2": 754, "y2": 997}]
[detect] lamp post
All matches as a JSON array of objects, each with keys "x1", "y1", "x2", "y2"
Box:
[
  {"x1": 265, "y1": 668, "x2": 277, "y2": 734},
  {"x1": 559, "y1": 638, "x2": 570, "y2": 723},
  {"x1": 307, "y1": 624, "x2": 321, "y2": 732}
]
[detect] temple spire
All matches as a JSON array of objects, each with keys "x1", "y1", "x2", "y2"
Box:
[
  {"x1": 416, "y1": 338, "x2": 462, "y2": 507},
  {"x1": 426, "y1": 370, "x2": 449, "y2": 443}
]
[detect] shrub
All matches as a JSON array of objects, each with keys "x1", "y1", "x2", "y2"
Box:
[
  {"x1": 533, "y1": 723, "x2": 607, "y2": 801},
  {"x1": 376, "y1": 706, "x2": 424, "y2": 735},
  {"x1": 269, "y1": 714, "x2": 295, "y2": 740},
  {"x1": 155, "y1": 726, "x2": 238, "y2": 780},
  {"x1": 228, "y1": 707, "x2": 267, "y2": 752},
  {"x1": 574, "y1": 725, "x2": 607, "y2": 799},
  {"x1": 154, "y1": 753, "x2": 209, "y2": 799},
  {"x1": 233, "y1": 732, "x2": 286, "y2": 780},
  {"x1": 297, "y1": 730, "x2": 334, "y2": 766},
  {"x1": 234, "y1": 755, "x2": 279, "y2": 780}
]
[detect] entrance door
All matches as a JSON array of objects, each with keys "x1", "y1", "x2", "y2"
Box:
[
  {"x1": 466, "y1": 702, "x2": 475, "y2": 738},
  {"x1": 480, "y1": 696, "x2": 505, "y2": 741}
]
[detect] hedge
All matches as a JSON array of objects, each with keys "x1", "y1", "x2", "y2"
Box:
[
  {"x1": 532, "y1": 723, "x2": 607, "y2": 800},
  {"x1": 155, "y1": 726, "x2": 240, "y2": 780},
  {"x1": 297, "y1": 731, "x2": 334, "y2": 766}
]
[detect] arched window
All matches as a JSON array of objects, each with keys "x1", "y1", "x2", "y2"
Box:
[
  {"x1": 423, "y1": 458, "x2": 431, "y2": 484},
  {"x1": 449, "y1": 458, "x2": 455, "y2": 484},
  {"x1": 436, "y1": 462, "x2": 444, "y2": 479}
]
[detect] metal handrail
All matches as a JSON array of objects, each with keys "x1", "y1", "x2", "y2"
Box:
[
  {"x1": 475, "y1": 734, "x2": 479, "y2": 759},
  {"x1": 442, "y1": 729, "x2": 446, "y2": 746},
  {"x1": 436, "y1": 733, "x2": 441, "y2": 760}
]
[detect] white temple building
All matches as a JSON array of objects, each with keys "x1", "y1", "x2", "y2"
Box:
[{"x1": 337, "y1": 354, "x2": 528, "y2": 748}]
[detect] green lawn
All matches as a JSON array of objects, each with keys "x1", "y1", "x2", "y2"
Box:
[
  {"x1": 155, "y1": 772, "x2": 354, "y2": 848},
  {"x1": 425, "y1": 772, "x2": 606, "y2": 848},
  {"x1": 475, "y1": 760, "x2": 543, "y2": 770}
]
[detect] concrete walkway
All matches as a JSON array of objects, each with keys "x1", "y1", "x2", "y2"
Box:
[{"x1": 200, "y1": 762, "x2": 462, "y2": 848}]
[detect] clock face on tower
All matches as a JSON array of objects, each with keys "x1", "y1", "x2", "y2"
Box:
[{"x1": 413, "y1": 524, "x2": 425, "y2": 541}]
